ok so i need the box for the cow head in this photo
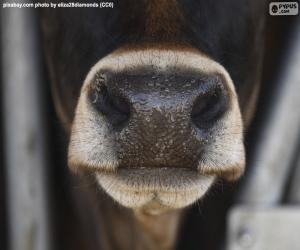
[41,0,266,215]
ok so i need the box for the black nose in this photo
[90,70,229,168]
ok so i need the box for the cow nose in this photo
[91,72,228,130]
[89,71,229,167]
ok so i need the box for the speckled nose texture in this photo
[90,68,229,169]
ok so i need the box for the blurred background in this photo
[0,2,300,250]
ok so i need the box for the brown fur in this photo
[40,0,266,249]
[70,174,182,250]
[144,0,184,40]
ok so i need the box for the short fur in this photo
[40,0,267,249]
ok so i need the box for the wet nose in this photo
[89,70,229,168]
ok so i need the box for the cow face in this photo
[41,0,266,214]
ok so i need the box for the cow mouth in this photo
[104,167,210,191]
[96,167,215,212]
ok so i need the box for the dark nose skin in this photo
[90,68,229,169]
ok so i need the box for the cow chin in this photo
[68,48,246,213]
[96,168,215,213]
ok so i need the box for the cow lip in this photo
[96,167,213,192]
[118,166,197,171]
[95,167,215,209]
[96,168,216,210]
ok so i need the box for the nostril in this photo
[90,84,130,129]
[191,82,228,129]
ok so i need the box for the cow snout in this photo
[68,49,245,209]
[88,70,230,169]
[69,50,245,185]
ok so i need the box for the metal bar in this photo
[287,143,300,203]
[237,22,300,205]
[227,206,300,250]
[1,5,50,250]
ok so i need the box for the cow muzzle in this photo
[68,48,245,212]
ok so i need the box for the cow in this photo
[40,0,267,249]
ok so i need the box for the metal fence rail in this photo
[227,18,300,250]
[1,5,50,250]
[287,141,300,204]
[236,20,300,206]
